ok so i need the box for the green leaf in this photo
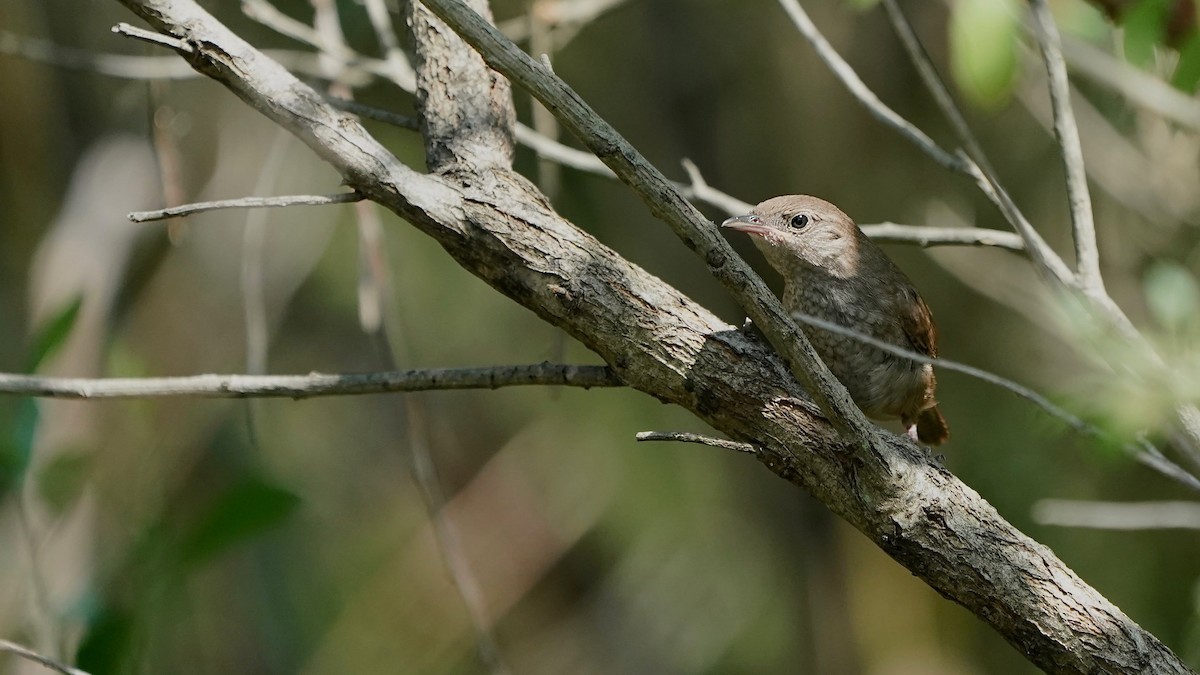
[1144,261,1200,331]
[1122,0,1169,68]
[181,476,301,565]
[38,451,92,516]
[1172,32,1200,92]
[75,608,135,675]
[842,0,880,10]
[26,295,83,373]
[949,0,1019,109]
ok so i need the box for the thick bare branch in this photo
[414,0,875,444]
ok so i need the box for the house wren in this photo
[722,195,949,445]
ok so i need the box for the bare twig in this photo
[0,364,622,399]
[775,0,967,175]
[128,192,363,222]
[111,22,192,52]
[878,0,1073,284]
[635,431,756,454]
[859,222,1026,252]
[1033,500,1200,530]
[1029,0,1102,291]
[0,639,90,675]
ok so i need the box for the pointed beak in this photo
[721,214,771,237]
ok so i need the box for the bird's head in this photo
[721,195,862,278]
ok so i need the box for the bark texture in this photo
[114,0,1195,672]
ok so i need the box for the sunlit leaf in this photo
[181,476,301,565]
[1122,0,1168,67]
[949,0,1019,109]
[26,295,83,373]
[1144,260,1200,331]
[1172,32,1200,92]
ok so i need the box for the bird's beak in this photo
[721,214,771,237]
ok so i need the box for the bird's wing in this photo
[897,285,938,358]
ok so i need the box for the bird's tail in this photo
[916,406,949,445]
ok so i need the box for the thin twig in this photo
[0,364,622,399]
[128,192,363,222]
[775,0,967,175]
[1029,0,1102,291]
[0,639,90,675]
[111,22,193,52]
[328,97,420,129]
[878,0,1072,283]
[859,223,1025,252]
[635,431,756,454]
[1032,500,1200,530]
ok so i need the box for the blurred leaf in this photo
[1144,261,1200,331]
[38,451,92,516]
[75,607,135,675]
[842,0,880,10]
[181,476,301,565]
[0,398,40,498]
[1172,32,1200,92]
[1122,0,1169,67]
[949,0,1019,109]
[26,295,83,373]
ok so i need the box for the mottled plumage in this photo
[722,195,949,445]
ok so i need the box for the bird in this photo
[722,195,949,445]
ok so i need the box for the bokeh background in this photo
[2,0,1200,672]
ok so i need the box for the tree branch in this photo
[128,191,363,222]
[414,0,876,444]
[635,431,756,454]
[1029,0,1103,292]
[0,639,90,675]
[0,364,621,399]
[109,0,1195,671]
[1033,500,1200,531]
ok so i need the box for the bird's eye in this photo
[789,213,810,229]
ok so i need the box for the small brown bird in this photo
[722,195,949,445]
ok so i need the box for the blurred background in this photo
[1,0,1199,672]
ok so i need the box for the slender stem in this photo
[129,192,363,222]
[0,639,90,675]
[775,0,967,175]
[1029,0,1102,291]
[0,364,623,399]
[636,431,756,454]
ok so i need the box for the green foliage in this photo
[180,476,302,566]
[37,451,92,516]
[1122,0,1170,68]
[75,608,136,675]
[1172,33,1200,92]
[0,296,83,499]
[1144,261,1200,332]
[949,0,1019,109]
[26,295,83,373]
